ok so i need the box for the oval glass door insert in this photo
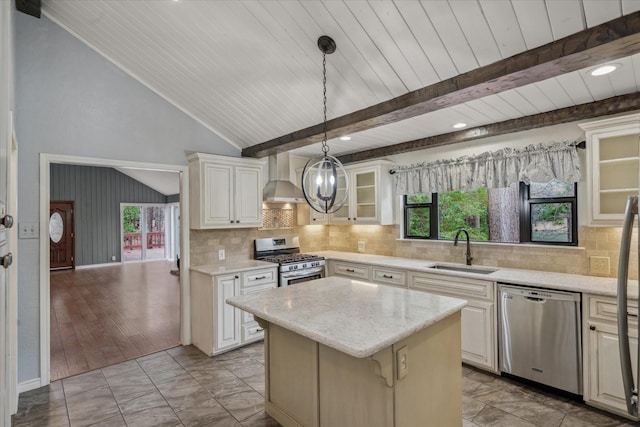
[49,212,64,243]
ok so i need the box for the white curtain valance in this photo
[393,141,581,195]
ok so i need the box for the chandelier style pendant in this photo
[302,36,349,214]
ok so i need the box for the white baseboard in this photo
[76,259,174,270]
[75,262,122,270]
[17,378,42,394]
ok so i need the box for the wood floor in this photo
[50,261,180,381]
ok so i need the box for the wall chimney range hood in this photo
[263,153,305,203]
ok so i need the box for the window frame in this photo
[403,182,578,246]
[519,182,578,246]
[403,194,438,240]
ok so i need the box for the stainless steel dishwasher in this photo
[498,283,582,395]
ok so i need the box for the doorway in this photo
[39,154,190,387]
[121,204,176,263]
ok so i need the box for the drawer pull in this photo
[256,328,264,332]
[590,325,596,331]
[382,274,393,279]
[254,276,267,280]
[628,312,638,318]
[346,268,355,273]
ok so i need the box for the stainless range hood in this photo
[263,153,305,203]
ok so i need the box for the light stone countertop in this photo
[190,259,276,276]
[226,276,467,359]
[312,251,638,299]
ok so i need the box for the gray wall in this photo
[51,164,168,266]
[15,13,240,383]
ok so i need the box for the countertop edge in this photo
[228,298,466,358]
[314,251,634,299]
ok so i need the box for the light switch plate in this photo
[396,346,408,380]
[19,222,39,239]
[358,241,365,253]
[218,249,225,260]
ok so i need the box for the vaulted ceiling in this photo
[41,0,640,162]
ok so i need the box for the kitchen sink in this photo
[427,264,497,275]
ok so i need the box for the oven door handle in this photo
[281,267,325,278]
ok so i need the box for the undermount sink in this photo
[427,264,497,275]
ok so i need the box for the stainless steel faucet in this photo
[454,228,473,266]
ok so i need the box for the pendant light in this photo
[302,36,349,214]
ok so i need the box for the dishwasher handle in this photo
[524,296,546,303]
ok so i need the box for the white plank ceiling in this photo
[40,0,640,159]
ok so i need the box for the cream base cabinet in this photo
[584,294,639,420]
[408,272,497,372]
[328,260,371,281]
[216,274,241,351]
[189,153,265,229]
[191,266,277,356]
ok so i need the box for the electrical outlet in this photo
[111,255,116,261]
[590,256,610,275]
[396,346,408,379]
[358,241,365,253]
[218,249,225,260]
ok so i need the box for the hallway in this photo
[50,261,180,381]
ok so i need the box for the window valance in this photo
[392,141,581,195]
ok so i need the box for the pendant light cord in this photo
[322,51,329,155]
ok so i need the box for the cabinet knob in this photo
[236,220,240,223]
[353,217,357,221]
[230,220,234,223]
[1,253,13,269]
[234,275,239,279]
[589,325,596,331]
[1,214,13,228]
[347,217,351,221]
[312,218,316,221]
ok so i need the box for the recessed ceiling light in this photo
[452,123,467,129]
[340,136,351,141]
[590,64,619,76]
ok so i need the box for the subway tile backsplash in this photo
[190,224,634,279]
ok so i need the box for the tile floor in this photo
[13,342,633,427]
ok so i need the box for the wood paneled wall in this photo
[50,164,167,266]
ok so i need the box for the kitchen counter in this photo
[227,276,466,427]
[189,259,274,276]
[312,251,636,299]
[226,276,466,358]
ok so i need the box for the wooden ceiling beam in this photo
[242,12,640,159]
[336,93,640,164]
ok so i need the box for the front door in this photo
[50,201,75,270]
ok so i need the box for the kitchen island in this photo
[227,277,467,427]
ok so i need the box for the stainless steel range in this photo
[254,236,325,286]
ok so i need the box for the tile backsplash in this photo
[190,224,636,279]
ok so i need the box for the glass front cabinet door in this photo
[581,114,640,226]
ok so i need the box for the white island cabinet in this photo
[190,262,277,355]
[228,277,466,427]
[188,153,265,229]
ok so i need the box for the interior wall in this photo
[50,164,168,266]
[14,13,238,383]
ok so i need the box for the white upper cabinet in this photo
[581,114,640,226]
[189,153,265,229]
[330,160,394,225]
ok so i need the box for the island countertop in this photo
[226,276,467,358]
